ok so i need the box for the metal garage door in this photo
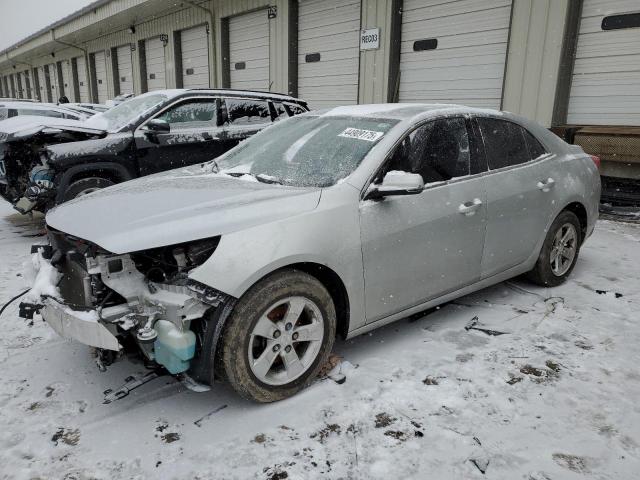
[398,0,512,108]
[145,37,166,91]
[61,60,72,100]
[48,64,60,102]
[16,73,24,98]
[116,45,134,95]
[93,51,108,103]
[297,0,360,109]
[75,56,90,102]
[567,0,640,126]
[10,75,17,97]
[22,71,31,98]
[38,66,47,101]
[228,9,270,91]
[181,25,210,88]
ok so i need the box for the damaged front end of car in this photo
[20,230,230,379]
[0,126,104,214]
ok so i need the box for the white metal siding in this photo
[298,0,360,109]
[145,37,167,91]
[93,51,108,103]
[48,64,60,102]
[75,56,90,102]
[398,0,512,108]
[61,61,72,100]
[567,0,640,126]
[181,25,210,88]
[117,45,134,95]
[229,9,270,91]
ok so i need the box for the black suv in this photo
[0,89,308,213]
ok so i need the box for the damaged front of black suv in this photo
[21,230,230,378]
[0,120,106,214]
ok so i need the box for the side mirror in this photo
[365,171,424,200]
[143,118,170,134]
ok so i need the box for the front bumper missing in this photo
[41,299,121,351]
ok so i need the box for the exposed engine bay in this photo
[20,230,228,379]
[0,128,103,213]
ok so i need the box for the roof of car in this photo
[314,103,507,121]
[184,88,306,102]
[0,101,71,111]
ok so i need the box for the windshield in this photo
[217,116,398,187]
[85,93,169,131]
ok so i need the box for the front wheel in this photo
[61,177,115,202]
[221,270,336,402]
[527,210,582,287]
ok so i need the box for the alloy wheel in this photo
[248,296,325,386]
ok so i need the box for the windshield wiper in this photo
[226,172,283,185]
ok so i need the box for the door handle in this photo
[458,198,483,216]
[537,177,555,192]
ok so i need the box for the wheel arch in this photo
[562,201,588,241]
[55,161,135,203]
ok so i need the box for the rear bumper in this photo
[41,299,121,351]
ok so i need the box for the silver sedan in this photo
[30,104,600,402]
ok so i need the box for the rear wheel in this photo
[221,270,336,403]
[62,177,115,202]
[527,210,582,287]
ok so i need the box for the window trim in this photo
[471,115,554,176]
[361,114,486,200]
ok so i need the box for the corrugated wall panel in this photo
[61,60,73,100]
[398,0,511,108]
[567,0,640,126]
[180,24,211,88]
[116,44,135,94]
[229,9,270,90]
[145,37,167,90]
[298,0,360,108]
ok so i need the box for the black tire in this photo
[221,270,336,403]
[526,210,582,287]
[61,177,115,202]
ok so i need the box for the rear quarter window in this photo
[523,130,548,159]
[477,118,531,170]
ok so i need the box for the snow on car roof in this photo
[317,103,505,121]
[185,89,305,102]
[0,101,72,111]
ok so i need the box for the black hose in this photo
[0,289,31,318]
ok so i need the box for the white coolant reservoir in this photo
[153,320,196,374]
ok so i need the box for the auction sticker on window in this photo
[338,128,384,142]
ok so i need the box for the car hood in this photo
[0,115,105,140]
[45,166,322,253]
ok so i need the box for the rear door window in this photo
[477,118,530,170]
[224,98,271,125]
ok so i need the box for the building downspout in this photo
[183,0,217,87]
[51,31,94,103]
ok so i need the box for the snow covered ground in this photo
[1,200,639,480]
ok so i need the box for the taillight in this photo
[590,155,601,169]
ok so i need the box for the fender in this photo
[55,162,136,204]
